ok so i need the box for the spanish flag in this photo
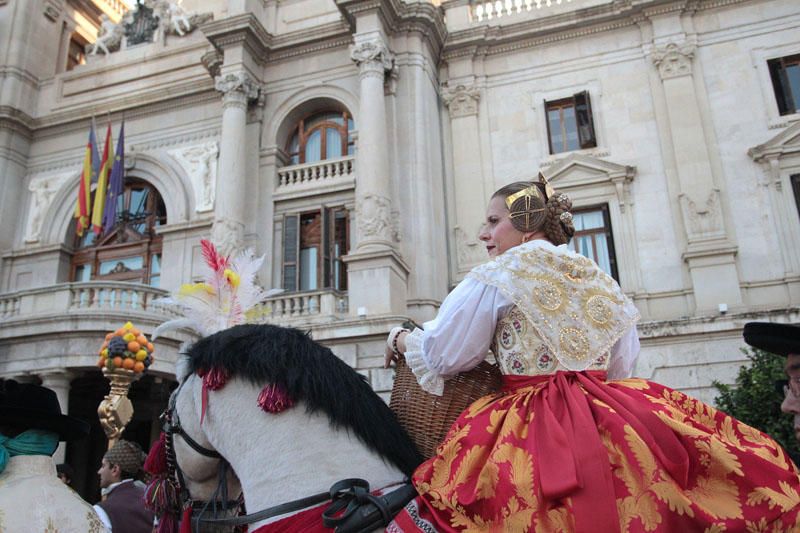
[73,126,97,237]
[91,124,113,235]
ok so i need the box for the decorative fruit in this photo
[123,332,136,342]
[136,335,147,345]
[97,357,105,368]
[134,362,145,373]
[101,348,108,357]
[146,342,154,352]
[106,357,116,370]
[135,350,147,361]
[112,356,123,368]
[123,321,134,331]
[122,358,135,370]
[105,333,114,341]
[127,341,141,353]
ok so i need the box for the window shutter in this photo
[282,214,300,292]
[322,208,332,288]
[574,91,597,149]
[768,58,792,115]
[544,99,555,154]
[600,204,619,281]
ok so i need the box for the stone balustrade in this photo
[276,156,355,194]
[248,289,348,325]
[0,282,178,322]
[471,0,572,22]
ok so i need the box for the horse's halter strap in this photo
[165,379,221,460]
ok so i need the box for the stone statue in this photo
[87,14,124,55]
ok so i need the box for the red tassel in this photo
[144,432,167,475]
[179,506,193,533]
[258,383,295,413]
[202,367,229,390]
[145,475,181,533]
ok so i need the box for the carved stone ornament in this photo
[357,194,395,242]
[679,190,725,241]
[652,42,695,80]
[25,172,71,243]
[350,39,394,77]
[455,225,487,271]
[442,84,481,119]
[215,72,261,106]
[211,217,245,257]
[168,142,218,213]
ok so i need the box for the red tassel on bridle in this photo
[144,432,168,476]
[198,367,229,425]
[258,383,295,413]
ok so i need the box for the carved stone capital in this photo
[652,42,695,80]
[215,72,261,109]
[350,39,394,80]
[442,83,481,118]
[679,190,725,242]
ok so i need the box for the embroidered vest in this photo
[491,306,611,376]
[470,241,639,373]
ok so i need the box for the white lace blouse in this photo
[404,241,641,396]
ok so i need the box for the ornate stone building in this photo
[1,0,799,498]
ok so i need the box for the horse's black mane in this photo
[186,324,423,476]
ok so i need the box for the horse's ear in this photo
[175,347,193,382]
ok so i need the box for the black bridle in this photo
[163,379,346,531]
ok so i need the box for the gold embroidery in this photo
[746,481,800,512]
[560,327,590,361]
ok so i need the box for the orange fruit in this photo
[105,333,114,341]
[131,328,141,336]
[136,334,147,345]
[115,328,126,336]
[97,357,105,368]
[134,362,145,373]
[146,342,154,352]
[128,341,141,352]
[112,356,123,368]
[122,358,135,370]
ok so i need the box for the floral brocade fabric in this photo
[390,373,800,533]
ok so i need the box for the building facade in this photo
[1,0,799,499]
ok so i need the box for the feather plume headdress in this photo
[152,239,281,339]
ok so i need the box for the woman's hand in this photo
[384,327,409,368]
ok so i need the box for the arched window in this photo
[286,111,354,165]
[71,179,166,287]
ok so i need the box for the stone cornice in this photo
[0,106,34,139]
[200,13,273,62]
[335,0,447,58]
[441,0,750,61]
[268,21,353,62]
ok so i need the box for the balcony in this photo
[248,289,349,326]
[274,156,356,200]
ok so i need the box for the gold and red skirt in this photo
[388,371,800,532]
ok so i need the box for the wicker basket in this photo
[389,356,503,459]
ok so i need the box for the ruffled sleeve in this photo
[404,276,512,396]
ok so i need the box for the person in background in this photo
[0,379,107,532]
[94,439,155,533]
[57,462,76,486]
[744,321,800,460]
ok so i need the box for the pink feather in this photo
[200,239,228,271]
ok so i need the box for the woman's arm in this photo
[385,277,511,395]
[606,325,641,380]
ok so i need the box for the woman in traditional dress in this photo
[385,178,800,532]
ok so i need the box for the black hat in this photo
[743,322,800,357]
[0,380,90,442]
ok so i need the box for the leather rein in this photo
[163,379,337,530]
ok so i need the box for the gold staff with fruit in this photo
[96,321,155,449]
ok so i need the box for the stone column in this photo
[39,371,74,463]
[651,40,742,311]
[212,71,260,256]
[343,33,409,316]
[442,81,487,277]
[350,34,396,252]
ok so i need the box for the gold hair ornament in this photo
[539,172,556,200]
[505,185,545,229]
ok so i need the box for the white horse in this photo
[168,324,421,531]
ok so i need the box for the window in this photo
[71,179,166,287]
[545,91,597,154]
[768,55,800,116]
[67,33,88,71]
[567,205,618,280]
[286,111,355,165]
[282,207,349,292]
[793,175,800,220]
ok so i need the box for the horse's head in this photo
[170,375,242,511]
